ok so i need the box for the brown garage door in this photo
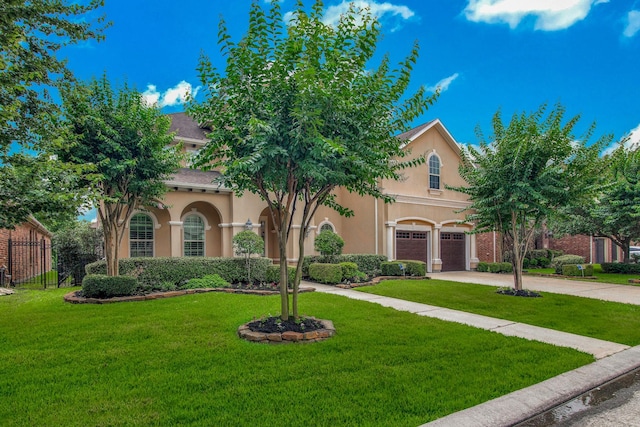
[396,231,428,264]
[441,232,466,271]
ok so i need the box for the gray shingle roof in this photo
[397,120,437,141]
[168,112,208,141]
[165,168,222,187]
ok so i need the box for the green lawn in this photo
[0,288,592,427]
[527,266,640,286]
[357,279,640,346]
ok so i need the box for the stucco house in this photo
[116,112,479,272]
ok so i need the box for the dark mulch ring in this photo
[247,316,325,333]
[496,287,542,298]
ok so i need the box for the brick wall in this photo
[0,218,52,285]
[548,234,592,262]
[476,231,503,263]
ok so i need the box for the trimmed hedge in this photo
[265,265,296,286]
[562,264,594,277]
[551,255,584,274]
[339,262,359,280]
[396,260,426,276]
[302,254,387,277]
[308,263,343,284]
[601,263,640,274]
[488,262,512,273]
[82,274,138,298]
[381,261,405,276]
[476,262,489,272]
[184,274,230,289]
[86,257,272,287]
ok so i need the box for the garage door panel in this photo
[396,231,428,264]
[441,232,465,271]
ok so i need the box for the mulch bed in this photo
[247,316,325,334]
[496,288,542,298]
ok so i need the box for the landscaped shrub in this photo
[601,263,640,274]
[265,265,296,286]
[487,262,512,273]
[82,274,138,298]
[308,263,343,284]
[527,249,550,261]
[476,262,489,272]
[523,258,530,269]
[339,262,359,280]
[396,260,426,276]
[302,254,387,277]
[380,261,405,276]
[551,255,584,274]
[314,230,344,262]
[183,274,230,289]
[536,257,551,268]
[86,257,272,289]
[562,264,594,277]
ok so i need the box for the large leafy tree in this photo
[553,140,640,262]
[189,0,435,320]
[58,76,182,276]
[0,0,107,228]
[450,104,607,290]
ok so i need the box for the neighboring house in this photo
[476,231,622,264]
[116,112,479,272]
[0,216,53,286]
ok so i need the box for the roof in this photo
[397,120,437,142]
[165,168,227,192]
[398,119,462,156]
[168,112,208,141]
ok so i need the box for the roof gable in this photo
[399,119,461,157]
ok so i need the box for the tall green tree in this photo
[553,140,640,262]
[450,104,607,290]
[189,0,435,320]
[58,76,182,276]
[0,0,107,227]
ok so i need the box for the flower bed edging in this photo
[63,286,315,304]
[238,318,336,344]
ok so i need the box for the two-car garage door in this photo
[396,231,466,271]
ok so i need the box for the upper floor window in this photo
[320,223,335,233]
[429,155,441,190]
[130,213,154,257]
[183,215,205,257]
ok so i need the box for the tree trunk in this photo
[278,215,290,321]
[292,224,308,320]
[104,225,119,276]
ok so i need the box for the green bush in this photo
[380,261,406,276]
[308,263,343,284]
[476,262,489,272]
[314,230,345,258]
[523,258,530,269]
[551,255,584,274]
[396,260,426,276]
[339,262,359,280]
[528,258,538,268]
[183,274,230,289]
[82,274,138,298]
[536,257,551,268]
[302,254,387,277]
[487,262,512,273]
[527,249,550,260]
[562,264,594,277]
[601,263,640,274]
[265,265,296,286]
[86,257,272,289]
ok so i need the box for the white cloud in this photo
[624,10,640,38]
[322,1,415,29]
[142,81,200,108]
[463,0,609,31]
[426,73,460,94]
[602,123,640,156]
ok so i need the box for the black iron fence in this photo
[1,238,101,289]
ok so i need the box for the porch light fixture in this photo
[245,219,253,230]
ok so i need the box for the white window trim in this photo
[181,210,210,257]
[317,218,336,234]
[129,213,155,257]
[427,152,442,192]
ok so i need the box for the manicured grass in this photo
[0,288,592,426]
[357,279,640,346]
[527,266,640,286]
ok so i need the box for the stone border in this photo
[238,318,336,344]
[64,286,315,304]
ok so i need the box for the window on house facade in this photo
[320,223,335,233]
[429,155,441,190]
[183,215,205,257]
[130,213,154,257]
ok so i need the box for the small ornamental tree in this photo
[314,230,344,262]
[232,230,265,283]
[58,75,182,276]
[450,103,606,291]
[189,0,436,320]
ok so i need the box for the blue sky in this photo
[64,0,639,149]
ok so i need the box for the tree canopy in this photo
[450,103,607,290]
[58,75,182,276]
[0,0,107,228]
[189,0,436,319]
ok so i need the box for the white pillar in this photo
[168,221,183,257]
[432,225,442,271]
[385,221,396,260]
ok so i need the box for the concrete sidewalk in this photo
[302,273,640,426]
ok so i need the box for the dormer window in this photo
[429,154,441,190]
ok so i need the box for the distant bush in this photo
[562,264,594,277]
[265,265,296,286]
[601,263,640,274]
[396,260,426,277]
[302,254,387,277]
[82,274,138,298]
[485,262,512,273]
[339,262,359,280]
[184,274,230,289]
[551,255,584,274]
[308,263,343,284]
[476,262,489,272]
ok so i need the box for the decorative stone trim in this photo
[63,287,315,304]
[238,318,336,344]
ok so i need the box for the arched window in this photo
[130,213,154,257]
[183,215,205,257]
[429,155,441,190]
[320,223,335,233]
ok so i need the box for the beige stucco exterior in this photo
[118,114,478,272]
